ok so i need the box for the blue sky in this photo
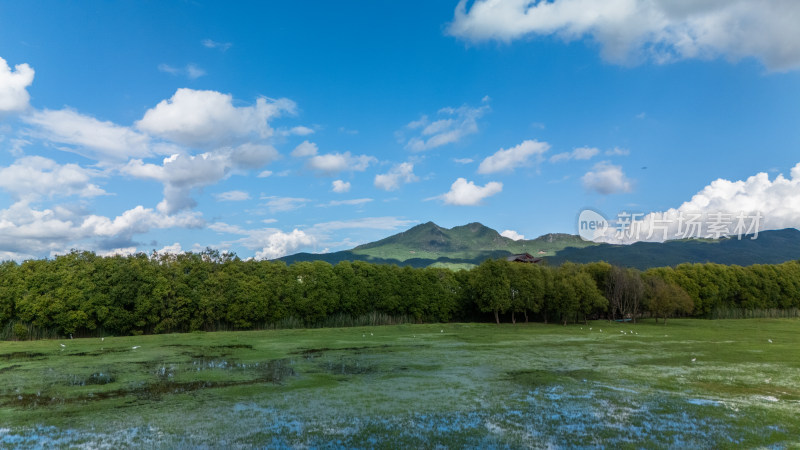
[1,0,800,260]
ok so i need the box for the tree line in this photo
[1,250,799,339]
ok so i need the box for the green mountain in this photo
[548,228,800,270]
[277,222,800,270]
[278,221,595,268]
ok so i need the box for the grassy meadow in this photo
[1,319,799,447]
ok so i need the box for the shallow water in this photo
[2,323,799,447]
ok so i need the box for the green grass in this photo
[1,319,799,447]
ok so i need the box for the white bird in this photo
[691,358,696,362]
[132,346,140,350]
[101,337,104,342]
[599,329,602,332]
[440,329,444,333]
[589,328,592,331]
[370,332,373,336]
[768,339,773,343]
[59,344,66,348]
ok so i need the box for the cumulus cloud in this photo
[0,202,203,260]
[156,242,185,254]
[307,152,376,175]
[291,140,318,157]
[253,229,316,260]
[448,0,800,71]
[214,190,251,202]
[436,177,503,206]
[0,57,34,115]
[124,144,278,214]
[332,179,351,193]
[582,161,633,194]
[211,216,417,260]
[278,126,314,137]
[478,139,550,174]
[374,162,418,191]
[594,162,800,244]
[136,88,296,148]
[501,229,525,240]
[0,156,107,201]
[400,102,490,151]
[24,108,154,161]
[549,146,599,163]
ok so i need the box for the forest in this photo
[2,250,800,339]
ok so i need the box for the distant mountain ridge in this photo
[277,222,800,270]
[279,221,594,268]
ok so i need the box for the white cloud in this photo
[211,216,416,260]
[157,64,180,75]
[157,242,185,254]
[374,162,419,191]
[448,0,800,71]
[332,179,351,193]
[549,146,600,163]
[95,247,138,257]
[319,198,373,207]
[261,196,310,213]
[124,144,278,214]
[605,147,630,156]
[401,102,490,151]
[254,229,316,260]
[0,57,34,115]
[307,152,376,175]
[158,63,206,79]
[227,143,280,168]
[186,64,206,79]
[582,161,633,194]
[291,140,318,157]
[0,156,107,201]
[202,39,232,51]
[501,229,525,240]
[278,126,314,136]
[478,139,550,173]
[454,158,474,164]
[436,177,503,206]
[0,202,203,260]
[595,162,800,243]
[24,108,154,161]
[136,88,296,148]
[257,170,273,178]
[215,190,251,202]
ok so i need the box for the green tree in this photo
[472,259,511,324]
[644,276,694,324]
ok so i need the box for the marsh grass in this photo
[1,319,799,447]
[710,306,800,319]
